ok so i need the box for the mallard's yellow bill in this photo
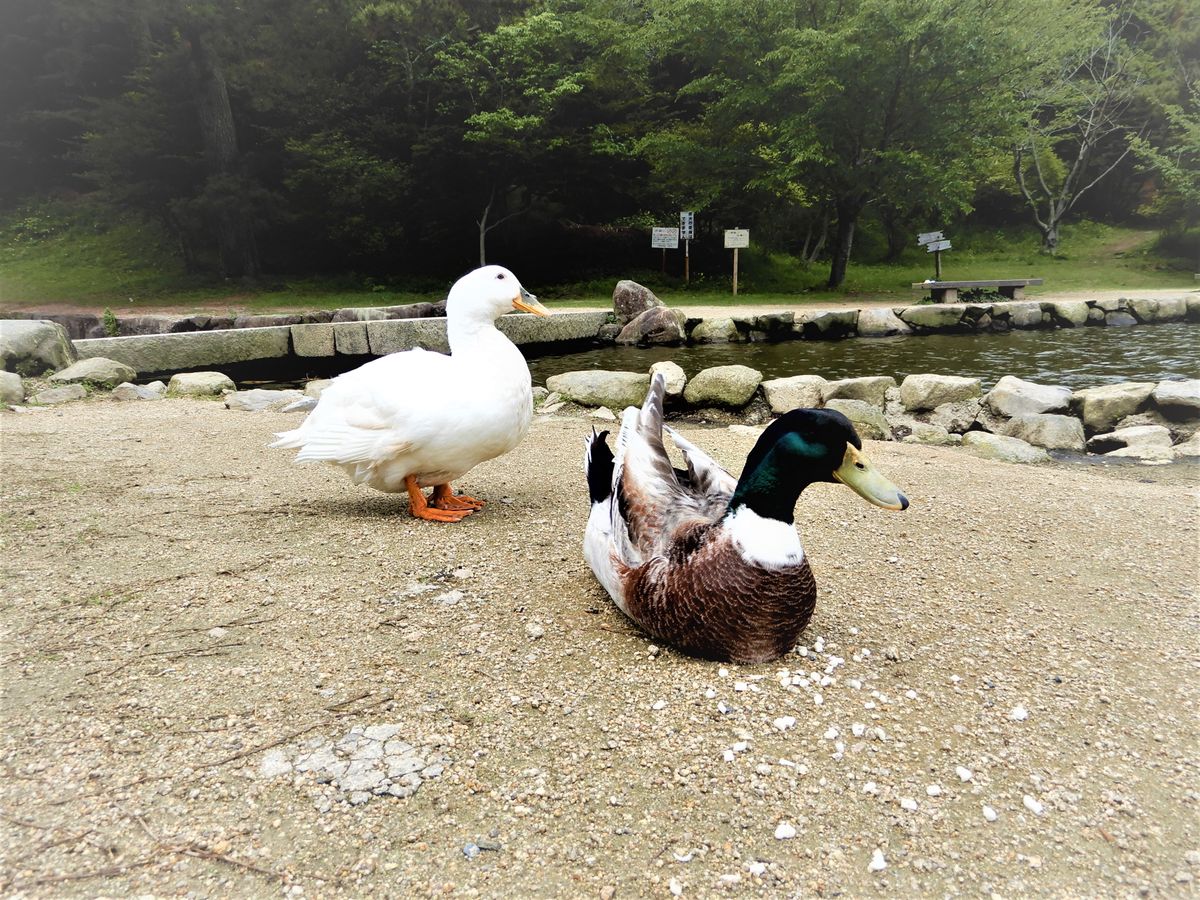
[832,445,909,511]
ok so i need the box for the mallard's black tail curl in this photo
[585,428,614,504]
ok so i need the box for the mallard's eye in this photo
[855,462,865,470]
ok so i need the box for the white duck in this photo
[271,265,549,522]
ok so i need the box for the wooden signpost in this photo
[724,228,749,295]
[917,230,951,279]
[680,211,695,284]
[652,227,679,273]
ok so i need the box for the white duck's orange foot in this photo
[406,477,473,523]
[431,484,486,511]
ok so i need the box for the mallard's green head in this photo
[728,408,909,523]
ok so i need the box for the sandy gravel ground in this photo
[1,397,1198,898]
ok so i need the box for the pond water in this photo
[526,321,1198,390]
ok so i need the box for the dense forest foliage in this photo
[1,0,1195,287]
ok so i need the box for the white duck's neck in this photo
[448,312,505,355]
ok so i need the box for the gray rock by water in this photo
[898,306,965,331]
[760,375,828,414]
[0,320,77,376]
[168,371,236,396]
[1071,382,1154,433]
[612,281,663,325]
[545,370,650,410]
[1087,424,1173,455]
[1150,379,1200,418]
[926,399,986,434]
[689,317,741,344]
[856,308,912,337]
[649,361,687,399]
[900,423,960,445]
[1049,301,1090,326]
[961,431,1050,463]
[1171,432,1200,457]
[821,376,896,408]
[112,382,165,401]
[822,399,893,441]
[983,375,1072,418]
[899,374,981,412]
[1001,413,1086,451]
[683,365,763,408]
[615,306,686,345]
[49,356,137,388]
[0,371,24,404]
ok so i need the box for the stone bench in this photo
[911,279,1044,303]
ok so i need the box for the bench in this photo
[910,278,1044,303]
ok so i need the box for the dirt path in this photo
[1,398,1198,897]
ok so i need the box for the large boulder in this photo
[961,431,1050,464]
[822,399,893,441]
[1071,382,1155,433]
[49,356,137,389]
[615,307,686,345]
[1001,413,1086,451]
[168,371,236,396]
[649,361,687,399]
[0,319,77,376]
[612,281,663,325]
[545,370,650,409]
[898,306,966,331]
[1150,379,1200,419]
[1172,432,1200,457]
[0,371,24,404]
[760,375,828,414]
[1048,301,1090,326]
[1087,424,1173,455]
[796,310,856,339]
[899,374,981,412]
[1008,303,1045,329]
[821,376,896,408]
[983,375,1072,418]
[856,308,911,337]
[683,365,763,408]
[689,317,741,343]
[926,399,986,434]
[1113,410,1198,443]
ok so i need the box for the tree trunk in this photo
[826,200,859,288]
[185,25,260,278]
[477,193,491,266]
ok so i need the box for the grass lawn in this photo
[1,205,1193,315]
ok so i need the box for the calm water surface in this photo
[526,322,1198,390]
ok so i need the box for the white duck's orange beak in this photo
[513,288,550,316]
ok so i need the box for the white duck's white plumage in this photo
[271,265,548,520]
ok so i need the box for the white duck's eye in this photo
[496,273,506,280]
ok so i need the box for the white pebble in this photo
[848,678,862,690]
[851,722,866,737]
[823,727,839,740]
[773,716,796,732]
[926,784,942,797]
[982,804,998,822]
[956,766,974,782]
[734,681,748,692]
[717,701,729,714]
[704,688,716,699]
[905,689,918,700]
[651,700,667,711]
[1023,794,1045,816]
[669,876,683,896]
[862,781,878,795]
[1010,705,1029,721]
[812,693,823,706]
[774,821,797,840]
[746,861,767,876]
[718,667,730,678]
[722,749,735,762]
[900,797,918,811]
[524,623,544,639]
[868,848,887,872]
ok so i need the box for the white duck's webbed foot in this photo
[431,483,486,512]
[405,477,473,522]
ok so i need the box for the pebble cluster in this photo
[259,724,450,808]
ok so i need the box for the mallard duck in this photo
[583,373,908,663]
[271,265,548,522]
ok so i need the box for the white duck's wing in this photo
[270,349,453,465]
[611,374,723,560]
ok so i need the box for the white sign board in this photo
[724,228,749,249]
[651,227,679,249]
[680,211,695,239]
[924,239,952,253]
[917,230,944,245]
